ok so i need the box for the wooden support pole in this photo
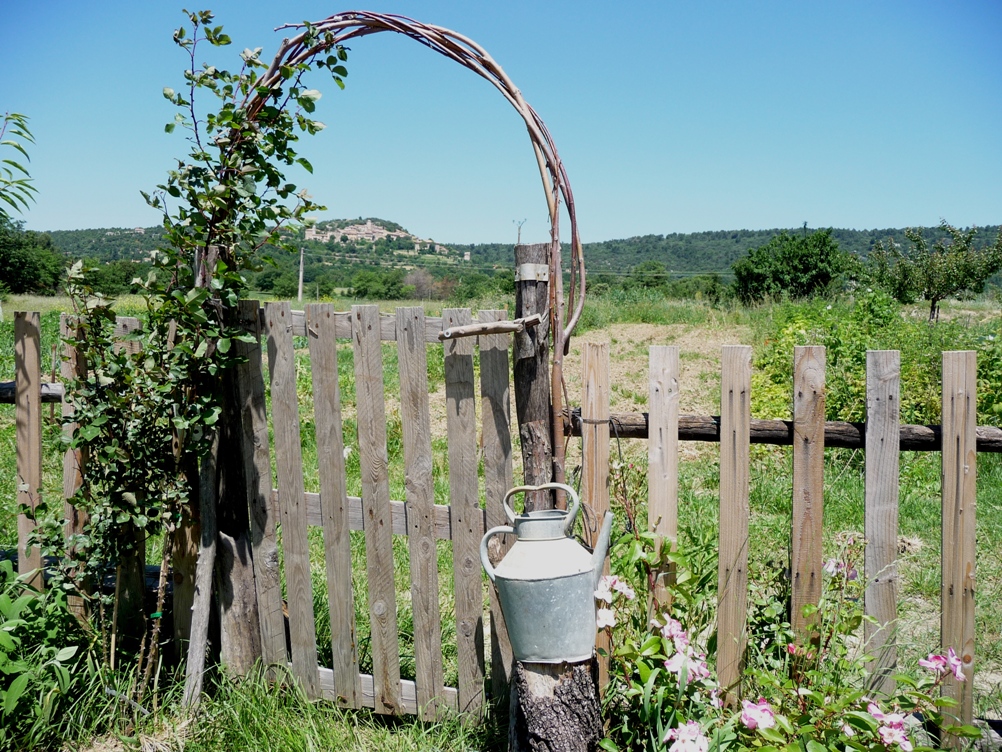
[791,346,825,638]
[717,346,751,704]
[513,243,552,512]
[864,351,900,694]
[648,346,679,606]
[15,312,42,590]
[941,351,976,739]
[582,342,610,690]
[60,314,88,619]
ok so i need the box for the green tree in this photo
[731,228,855,303]
[0,112,36,222]
[868,221,1002,320]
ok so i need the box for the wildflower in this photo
[596,608,616,629]
[741,698,776,730]
[878,723,913,752]
[823,559,838,575]
[343,445,353,460]
[664,721,708,752]
[841,723,855,738]
[707,687,722,709]
[594,578,614,604]
[918,653,948,674]
[612,578,636,600]
[946,647,965,681]
[659,616,689,650]
[786,643,797,655]
[665,647,710,683]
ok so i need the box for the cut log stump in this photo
[509,659,603,752]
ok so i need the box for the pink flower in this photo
[659,616,690,650]
[741,698,776,730]
[596,608,616,629]
[612,578,636,600]
[919,653,948,674]
[947,647,965,681]
[841,723,855,738]
[823,559,838,575]
[786,643,797,655]
[594,577,614,604]
[868,702,887,722]
[664,721,709,752]
[878,723,913,751]
[665,647,711,683]
[708,687,722,709]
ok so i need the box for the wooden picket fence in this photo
[5,310,1000,727]
[572,342,997,728]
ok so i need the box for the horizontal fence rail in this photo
[564,409,1002,452]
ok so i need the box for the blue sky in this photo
[2,1,1000,244]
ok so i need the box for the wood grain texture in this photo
[941,351,976,732]
[266,305,497,344]
[60,314,88,619]
[240,301,287,668]
[443,308,486,717]
[307,303,360,708]
[396,307,444,719]
[477,310,515,705]
[864,351,900,694]
[266,302,320,697]
[15,312,42,589]
[648,346,679,605]
[352,304,401,715]
[792,346,825,637]
[717,346,751,704]
[582,342,611,689]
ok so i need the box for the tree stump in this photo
[509,659,603,752]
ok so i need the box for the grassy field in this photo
[1,290,1001,749]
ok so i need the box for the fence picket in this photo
[396,307,444,719]
[443,308,485,717]
[648,346,679,605]
[15,312,42,589]
[864,351,900,693]
[307,303,360,708]
[60,314,88,618]
[941,351,976,732]
[718,345,751,703]
[478,310,515,704]
[792,346,825,636]
[582,342,611,689]
[266,302,320,697]
[353,304,402,714]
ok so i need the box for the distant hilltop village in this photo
[305,218,467,258]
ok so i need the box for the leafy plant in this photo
[868,222,1002,321]
[731,228,858,304]
[0,112,36,222]
[0,559,88,751]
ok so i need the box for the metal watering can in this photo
[480,483,614,663]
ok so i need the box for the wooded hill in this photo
[44,221,1001,277]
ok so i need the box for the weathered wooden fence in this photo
[571,342,994,727]
[5,312,999,727]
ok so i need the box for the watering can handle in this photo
[502,483,580,534]
[480,525,515,583]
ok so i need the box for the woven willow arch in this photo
[250,11,585,483]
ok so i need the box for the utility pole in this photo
[514,219,527,245]
[297,246,305,303]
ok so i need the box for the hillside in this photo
[44,221,1001,278]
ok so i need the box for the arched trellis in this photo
[251,11,585,488]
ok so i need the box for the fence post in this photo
[648,346,679,606]
[864,350,900,693]
[15,312,42,590]
[60,313,88,617]
[941,351,976,736]
[443,308,486,718]
[397,307,445,719]
[582,341,611,689]
[791,346,825,637]
[479,309,515,709]
[718,345,751,704]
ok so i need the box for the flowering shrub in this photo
[599,527,982,752]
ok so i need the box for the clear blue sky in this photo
[2,1,1000,245]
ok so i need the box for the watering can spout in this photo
[592,511,614,588]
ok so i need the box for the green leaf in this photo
[3,673,29,715]
[54,646,77,663]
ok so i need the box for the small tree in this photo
[731,228,855,303]
[868,221,1002,320]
